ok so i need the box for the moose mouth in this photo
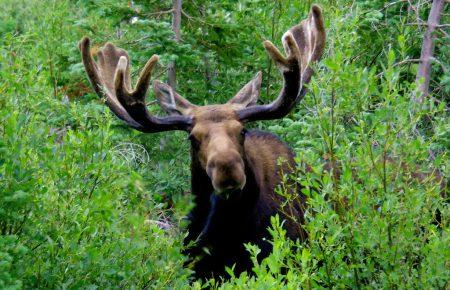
[207,163,246,196]
[215,190,239,200]
[213,184,245,200]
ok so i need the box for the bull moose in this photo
[79,5,326,280]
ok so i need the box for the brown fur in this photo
[175,105,307,279]
[244,130,306,238]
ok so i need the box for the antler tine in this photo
[237,5,326,122]
[293,5,325,85]
[79,37,192,132]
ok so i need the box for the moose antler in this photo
[79,37,192,132]
[237,5,325,122]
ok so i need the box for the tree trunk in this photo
[414,0,445,103]
[168,0,182,90]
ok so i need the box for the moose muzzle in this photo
[206,151,246,195]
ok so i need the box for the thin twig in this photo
[144,9,174,17]
[393,58,421,67]
[123,35,156,45]
[181,9,211,26]
[406,22,450,28]
[381,0,408,12]
[376,56,447,78]
[154,67,169,79]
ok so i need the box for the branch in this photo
[395,57,446,71]
[181,9,195,21]
[181,9,212,26]
[144,9,174,17]
[376,57,446,78]
[123,35,156,45]
[393,58,421,67]
[406,22,450,28]
[381,0,408,11]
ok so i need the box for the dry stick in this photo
[181,9,211,26]
[168,0,182,90]
[402,57,447,72]
[407,22,450,27]
[376,57,447,78]
[414,0,446,103]
[381,0,408,11]
[144,9,173,17]
[406,21,449,37]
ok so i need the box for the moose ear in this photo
[227,71,262,108]
[153,81,196,116]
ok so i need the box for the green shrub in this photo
[0,0,447,288]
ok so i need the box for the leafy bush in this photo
[0,0,447,288]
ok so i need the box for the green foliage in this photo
[0,0,448,288]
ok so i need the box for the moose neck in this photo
[189,143,260,243]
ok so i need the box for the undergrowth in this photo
[0,0,448,288]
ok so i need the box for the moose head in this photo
[79,5,325,197]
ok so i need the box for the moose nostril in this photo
[218,158,239,171]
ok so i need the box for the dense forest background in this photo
[0,0,448,288]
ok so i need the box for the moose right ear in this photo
[153,81,196,116]
[227,71,262,108]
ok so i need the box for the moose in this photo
[79,5,325,280]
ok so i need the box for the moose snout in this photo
[206,152,246,194]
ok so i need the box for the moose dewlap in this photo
[79,5,325,280]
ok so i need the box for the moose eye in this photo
[241,128,248,137]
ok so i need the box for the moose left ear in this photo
[227,71,262,108]
[153,80,196,116]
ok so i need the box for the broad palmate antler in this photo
[79,38,192,132]
[236,5,325,122]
